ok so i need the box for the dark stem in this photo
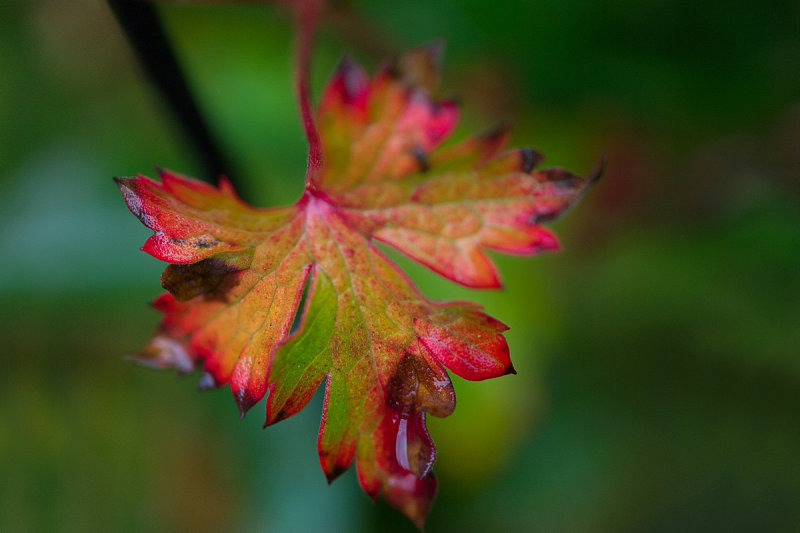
[291,0,325,190]
[107,0,242,193]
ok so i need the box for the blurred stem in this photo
[107,0,243,194]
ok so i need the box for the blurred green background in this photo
[2,0,799,531]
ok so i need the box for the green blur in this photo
[1,0,799,531]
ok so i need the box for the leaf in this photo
[116,45,600,527]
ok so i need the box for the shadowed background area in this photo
[2,0,799,531]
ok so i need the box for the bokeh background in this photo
[2,0,799,531]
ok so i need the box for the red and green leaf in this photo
[117,46,599,527]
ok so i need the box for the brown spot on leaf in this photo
[161,253,252,302]
[386,354,454,418]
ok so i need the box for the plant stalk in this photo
[107,0,241,192]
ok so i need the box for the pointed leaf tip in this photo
[264,407,288,428]
[325,463,348,485]
[521,146,545,173]
[113,176,134,194]
[481,123,511,143]
[415,38,445,76]
[328,55,369,105]
[589,155,607,185]
[126,336,194,374]
[395,41,446,94]
[337,55,363,80]
[235,389,259,420]
[197,372,217,391]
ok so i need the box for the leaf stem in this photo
[290,0,326,190]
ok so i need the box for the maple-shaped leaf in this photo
[116,46,599,527]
